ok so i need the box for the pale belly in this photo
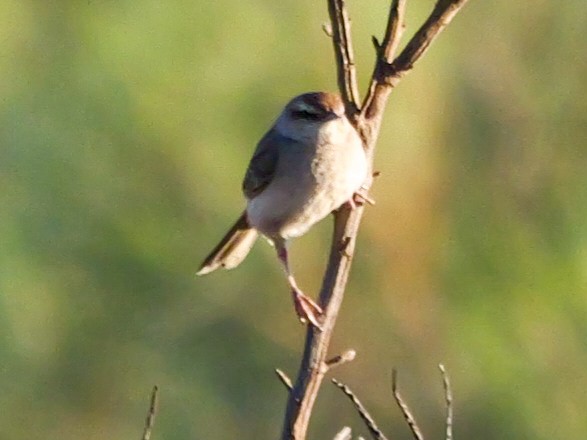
[247,140,368,240]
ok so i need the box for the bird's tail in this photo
[196,211,259,276]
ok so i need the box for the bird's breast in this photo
[247,124,367,240]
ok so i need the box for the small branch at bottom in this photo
[391,369,424,440]
[332,379,389,440]
[439,364,453,440]
[141,385,159,440]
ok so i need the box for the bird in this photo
[197,92,368,329]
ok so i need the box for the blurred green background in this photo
[1,0,586,439]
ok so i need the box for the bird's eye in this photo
[291,109,321,121]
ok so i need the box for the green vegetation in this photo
[1,1,586,438]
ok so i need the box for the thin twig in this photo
[439,364,453,440]
[327,0,361,116]
[276,368,294,391]
[363,0,407,116]
[394,0,470,76]
[391,370,424,440]
[381,0,407,61]
[332,379,390,440]
[363,0,470,120]
[141,385,159,440]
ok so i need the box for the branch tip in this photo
[327,0,360,108]
[362,0,469,118]
[141,385,159,440]
[275,368,293,391]
[438,364,453,440]
[391,368,398,392]
[391,371,424,440]
[332,379,390,440]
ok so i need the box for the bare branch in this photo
[363,0,406,115]
[439,364,453,440]
[327,0,361,116]
[394,0,469,76]
[281,208,365,439]
[332,379,390,440]
[276,368,294,391]
[391,370,424,440]
[281,1,468,438]
[141,385,159,440]
[380,0,407,62]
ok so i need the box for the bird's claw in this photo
[292,288,324,331]
[346,189,375,210]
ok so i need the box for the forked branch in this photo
[363,0,470,120]
[281,1,469,439]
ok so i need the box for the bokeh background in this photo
[1,0,586,439]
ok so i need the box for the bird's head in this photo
[275,92,348,142]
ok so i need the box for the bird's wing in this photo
[242,128,282,199]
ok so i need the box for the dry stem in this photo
[392,370,425,440]
[332,379,390,440]
[439,364,454,440]
[141,386,159,440]
[281,1,469,438]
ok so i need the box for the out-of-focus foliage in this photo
[1,0,586,438]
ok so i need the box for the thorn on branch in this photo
[141,385,159,440]
[371,36,381,51]
[276,368,293,391]
[323,22,334,37]
[439,364,453,440]
[391,369,424,440]
[332,379,390,440]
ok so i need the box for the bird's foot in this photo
[292,288,323,330]
[346,188,375,210]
